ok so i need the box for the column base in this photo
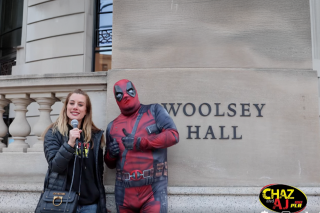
[3,137,30,153]
[0,141,6,152]
[2,147,27,153]
[28,138,44,152]
[27,147,44,152]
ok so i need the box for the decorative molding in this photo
[0,71,108,94]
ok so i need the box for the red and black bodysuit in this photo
[104,79,179,213]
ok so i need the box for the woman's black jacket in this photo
[43,127,107,213]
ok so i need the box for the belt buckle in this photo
[142,169,153,178]
[123,172,131,181]
[126,170,143,181]
[124,169,154,181]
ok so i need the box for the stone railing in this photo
[0,72,108,153]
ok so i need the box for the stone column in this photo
[2,94,33,153]
[28,93,57,152]
[0,95,10,151]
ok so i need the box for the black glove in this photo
[122,128,136,150]
[108,138,120,158]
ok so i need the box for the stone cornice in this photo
[0,72,108,94]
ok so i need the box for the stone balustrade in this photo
[0,72,108,153]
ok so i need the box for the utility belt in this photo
[116,162,168,188]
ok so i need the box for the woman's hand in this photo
[68,128,82,148]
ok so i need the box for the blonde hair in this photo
[43,89,105,147]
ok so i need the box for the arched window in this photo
[93,0,113,71]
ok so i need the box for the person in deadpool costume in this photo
[104,79,179,213]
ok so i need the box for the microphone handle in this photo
[75,138,80,152]
[75,138,83,156]
[75,131,83,155]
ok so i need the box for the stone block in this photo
[27,0,84,24]
[106,68,320,187]
[113,0,312,69]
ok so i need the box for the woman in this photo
[43,89,107,213]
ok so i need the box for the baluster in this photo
[28,93,57,152]
[55,92,69,104]
[0,95,10,151]
[2,94,33,153]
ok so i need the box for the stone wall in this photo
[1,0,320,212]
[13,0,93,75]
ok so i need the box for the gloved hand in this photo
[122,128,138,150]
[108,138,120,158]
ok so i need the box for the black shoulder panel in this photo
[153,104,177,131]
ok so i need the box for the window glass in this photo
[100,0,113,12]
[94,0,113,72]
[95,48,112,71]
[99,13,113,28]
[0,0,23,75]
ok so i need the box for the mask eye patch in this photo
[126,82,136,97]
[114,85,123,101]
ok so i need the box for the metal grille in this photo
[98,29,112,46]
[0,59,15,75]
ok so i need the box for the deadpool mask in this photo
[114,79,140,116]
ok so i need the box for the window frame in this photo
[92,0,113,72]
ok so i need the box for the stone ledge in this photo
[1,183,320,195]
[168,186,320,196]
[1,184,319,212]
[0,183,42,192]
[111,67,315,72]
[0,71,108,80]
[0,71,108,94]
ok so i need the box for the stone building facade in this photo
[0,0,320,212]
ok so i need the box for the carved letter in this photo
[161,103,182,116]
[219,126,229,139]
[187,126,201,139]
[183,103,196,116]
[240,103,251,117]
[203,126,216,139]
[227,103,236,117]
[253,104,265,117]
[199,103,211,116]
[232,126,242,139]
[214,103,225,116]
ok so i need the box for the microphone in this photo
[71,119,78,129]
[71,119,80,151]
